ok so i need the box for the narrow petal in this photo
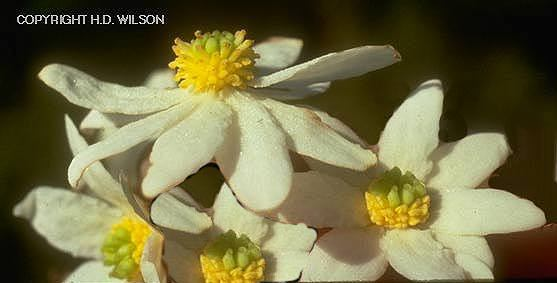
[261,222,317,281]
[254,37,303,74]
[454,254,494,280]
[151,190,212,234]
[251,45,400,88]
[65,115,131,210]
[381,229,467,280]
[80,110,144,135]
[301,228,388,282]
[143,68,177,89]
[215,93,292,211]
[309,107,368,147]
[248,81,330,100]
[39,64,187,114]
[378,80,443,179]
[430,189,546,235]
[427,133,511,192]
[63,260,123,283]
[261,98,376,170]
[142,101,232,198]
[68,101,198,188]
[140,231,167,283]
[211,183,269,244]
[271,171,369,228]
[434,232,494,268]
[13,187,121,258]
[303,156,376,187]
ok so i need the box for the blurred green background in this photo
[3,1,557,281]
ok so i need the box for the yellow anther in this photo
[169,29,259,95]
[200,255,265,283]
[365,193,430,229]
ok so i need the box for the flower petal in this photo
[251,45,400,88]
[13,187,121,258]
[163,238,204,283]
[142,100,232,198]
[427,133,511,192]
[39,64,186,114]
[151,190,212,234]
[430,189,546,235]
[381,229,467,280]
[301,228,388,282]
[433,232,494,268]
[271,171,369,228]
[215,93,293,211]
[248,81,330,100]
[378,80,443,179]
[143,68,177,89]
[261,98,376,170]
[261,222,316,281]
[309,107,368,147]
[68,101,198,188]
[63,260,123,283]
[454,254,494,280]
[254,37,303,74]
[65,115,131,210]
[140,231,167,283]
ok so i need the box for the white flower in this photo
[12,116,189,283]
[38,30,400,211]
[149,183,317,283]
[271,80,546,281]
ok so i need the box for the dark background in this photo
[2,1,557,281]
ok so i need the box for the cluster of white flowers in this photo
[14,30,546,282]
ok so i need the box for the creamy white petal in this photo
[248,81,330,100]
[80,110,118,134]
[142,100,232,198]
[309,107,368,147]
[13,187,121,258]
[140,231,167,283]
[163,238,204,283]
[254,37,303,74]
[143,68,177,89]
[251,45,400,88]
[303,156,376,187]
[455,254,494,280]
[39,64,187,115]
[427,133,511,192]
[381,229,466,280]
[68,101,199,188]
[211,183,269,244]
[151,191,212,234]
[63,260,123,283]
[65,115,131,210]
[271,171,369,228]
[261,222,317,281]
[378,80,443,179]
[261,98,376,170]
[434,232,494,268]
[215,92,292,211]
[301,228,388,282]
[430,189,546,235]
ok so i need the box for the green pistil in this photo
[368,167,427,208]
[203,230,262,270]
[193,30,240,54]
[102,227,138,279]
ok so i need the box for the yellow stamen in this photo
[200,255,265,283]
[169,30,259,95]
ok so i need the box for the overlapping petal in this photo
[254,37,303,74]
[151,190,212,234]
[63,260,123,283]
[140,231,167,283]
[433,232,494,267]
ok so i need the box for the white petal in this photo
[427,133,511,192]
[309,107,368,147]
[251,45,400,88]
[430,189,546,235]
[39,64,187,114]
[271,171,369,228]
[381,229,467,280]
[142,100,232,198]
[261,98,376,170]
[211,183,269,243]
[434,232,494,268]
[68,101,198,188]
[454,254,494,280]
[65,115,131,210]
[378,80,443,179]
[163,238,204,283]
[13,187,121,258]
[143,68,177,89]
[215,92,292,211]
[261,222,316,281]
[63,260,123,283]
[140,231,167,283]
[301,228,388,282]
[303,156,376,187]
[151,190,212,234]
[248,81,330,100]
[254,37,303,74]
